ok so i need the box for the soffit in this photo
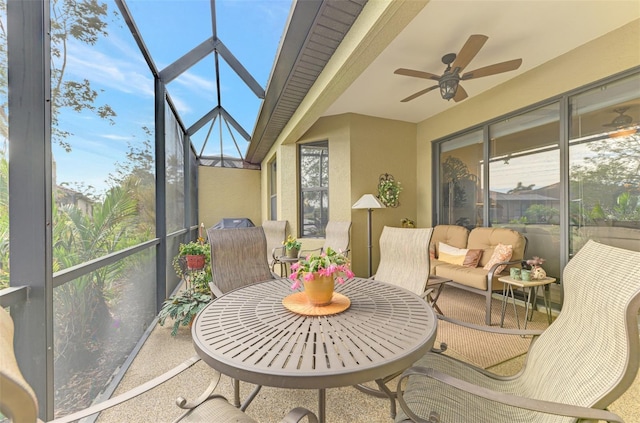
[246,0,367,164]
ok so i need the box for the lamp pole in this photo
[352,194,385,278]
[365,207,374,277]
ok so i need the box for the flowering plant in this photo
[290,247,354,289]
[378,173,402,208]
[283,234,301,250]
[522,256,545,270]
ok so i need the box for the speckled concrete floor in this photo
[94,318,640,423]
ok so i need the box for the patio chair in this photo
[206,226,278,298]
[355,226,436,417]
[373,226,434,299]
[0,307,318,423]
[299,221,351,257]
[206,226,278,407]
[262,220,288,272]
[395,240,640,423]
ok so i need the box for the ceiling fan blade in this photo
[453,85,468,102]
[461,59,523,80]
[401,85,438,102]
[451,34,488,72]
[394,68,440,81]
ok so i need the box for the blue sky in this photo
[53,0,291,196]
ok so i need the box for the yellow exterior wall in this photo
[198,166,261,229]
[265,113,416,277]
[416,20,640,225]
[349,114,416,277]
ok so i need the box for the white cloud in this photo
[63,38,155,98]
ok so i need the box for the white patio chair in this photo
[396,240,640,423]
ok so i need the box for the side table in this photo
[273,255,299,276]
[498,275,556,328]
[426,275,451,314]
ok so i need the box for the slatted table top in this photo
[192,277,437,390]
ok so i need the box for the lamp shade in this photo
[352,194,386,209]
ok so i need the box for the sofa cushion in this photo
[467,227,526,268]
[438,242,467,265]
[463,249,483,267]
[482,243,513,273]
[431,225,469,257]
[433,263,492,290]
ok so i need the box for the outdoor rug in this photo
[434,284,551,369]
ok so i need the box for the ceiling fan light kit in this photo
[439,72,459,101]
[395,34,522,103]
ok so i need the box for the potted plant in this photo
[283,234,302,258]
[158,269,212,336]
[290,248,354,306]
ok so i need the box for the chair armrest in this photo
[272,246,285,260]
[437,314,545,337]
[299,247,322,258]
[281,407,319,423]
[487,259,526,291]
[397,367,624,423]
[46,356,202,423]
[209,282,224,298]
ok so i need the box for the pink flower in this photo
[345,269,355,279]
[291,280,301,290]
[291,262,300,272]
[303,272,315,281]
[336,277,345,284]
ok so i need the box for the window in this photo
[435,70,640,312]
[568,73,640,257]
[439,130,482,229]
[299,141,328,237]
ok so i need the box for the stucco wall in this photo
[198,166,261,230]
[349,114,417,277]
[416,20,640,226]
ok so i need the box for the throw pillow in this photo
[463,249,483,268]
[438,242,468,265]
[483,243,513,274]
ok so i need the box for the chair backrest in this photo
[520,240,640,411]
[0,308,39,423]
[374,226,434,295]
[262,220,288,264]
[323,221,351,254]
[467,227,527,269]
[207,226,275,295]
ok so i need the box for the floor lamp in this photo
[352,194,386,277]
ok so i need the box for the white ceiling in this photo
[322,0,640,124]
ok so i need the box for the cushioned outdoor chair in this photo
[395,240,640,423]
[0,307,317,423]
[262,220,288,272]
[206,225,279,407]
[299,221,351,257]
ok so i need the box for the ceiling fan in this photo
[602,107,633,128]
[394,34,522,103]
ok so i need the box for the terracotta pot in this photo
[303,273,335,306]
[186,254,206,270]
[286,247,299,258]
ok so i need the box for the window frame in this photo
[298,140,329,238]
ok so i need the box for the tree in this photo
[50,0,116,152]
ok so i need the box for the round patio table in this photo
[192,277,437,422]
